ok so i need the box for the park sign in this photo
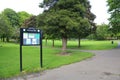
[20,28,41,46]
[20,27,43,72]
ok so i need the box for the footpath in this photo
[11,46,120,80]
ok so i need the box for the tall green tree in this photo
[0,14,14,42]
[1,8,20,42]
[17,11,32,27]
[22,15,37,28]
[0,14,5,41]
[72,1,96,47]
[2,8,20,27]
[38,0,95,54]
[10,11,32,42]
[37,11,62,47]
[107,0,120,34]
[96,24,112,40]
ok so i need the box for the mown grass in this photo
[43,40,117,50]
[0,40,117,78]
[0,41,94,78]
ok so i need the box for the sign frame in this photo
[20,28,43,72]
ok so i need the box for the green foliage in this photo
[0,8,21,42]
[87,24,113,40]
[22,16,37,28]
[107,0,120,34]
[2,8,20,27]
[0,8,35,42]
[86,34,97,40]
[0,14,6,36]
[0,14,14,41]
[17,11,32,27]
[96,24,111,40]
[38,0,96,50]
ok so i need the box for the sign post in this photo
[20,28,42,72]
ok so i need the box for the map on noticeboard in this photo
[23,33,40,45]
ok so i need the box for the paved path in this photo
[12,48,120,80]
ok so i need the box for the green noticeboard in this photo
[20,28,41,46]
[23,33,40,45]
[20,28,43,72]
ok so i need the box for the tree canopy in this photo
[22,16,37,28]
[38,0,96,53]
[18,11,32,27]
[96,24,112,40]
[0,8,32,42]
[2,8,20,27]
[0,13,14,42]
[107,0,120,34]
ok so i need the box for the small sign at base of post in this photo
[20,27,43,72]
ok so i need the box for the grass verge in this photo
[0,42,93,78]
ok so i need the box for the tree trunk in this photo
[78,37,81,47]
[62,37,67,54]
[52,39,54,47]
[45,38,47,45]
[6,37,9,42]
[0,37,2,41]
[3,36,5,42]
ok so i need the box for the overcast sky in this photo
[89,0,110,25]
[0,0,109,25]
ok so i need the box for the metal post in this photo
[20,45,22,72]
[20,28,23,72]
[40,31,43,68]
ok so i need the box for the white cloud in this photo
[0,0,110,24]
[0,0,43,15]
[89,0,110,25]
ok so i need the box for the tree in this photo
[96,24,112,40]
[0,14,5,41]
[10,11,32,42]
[38,0,96,54]
[22,15,37,28]
[2,8,20,27]
[107,0,120,34]
[72,0,96,47]
[37,12,61,47]
[0,13,14,42]
[1,8,20,42]
[17,11,32,27]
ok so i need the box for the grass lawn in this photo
[0,40,117,78]
[43,40,118,50]
[0,42,93,78]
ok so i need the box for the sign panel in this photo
[20,28,43,72]
[20,28,41,46]
[23,33,40,45]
